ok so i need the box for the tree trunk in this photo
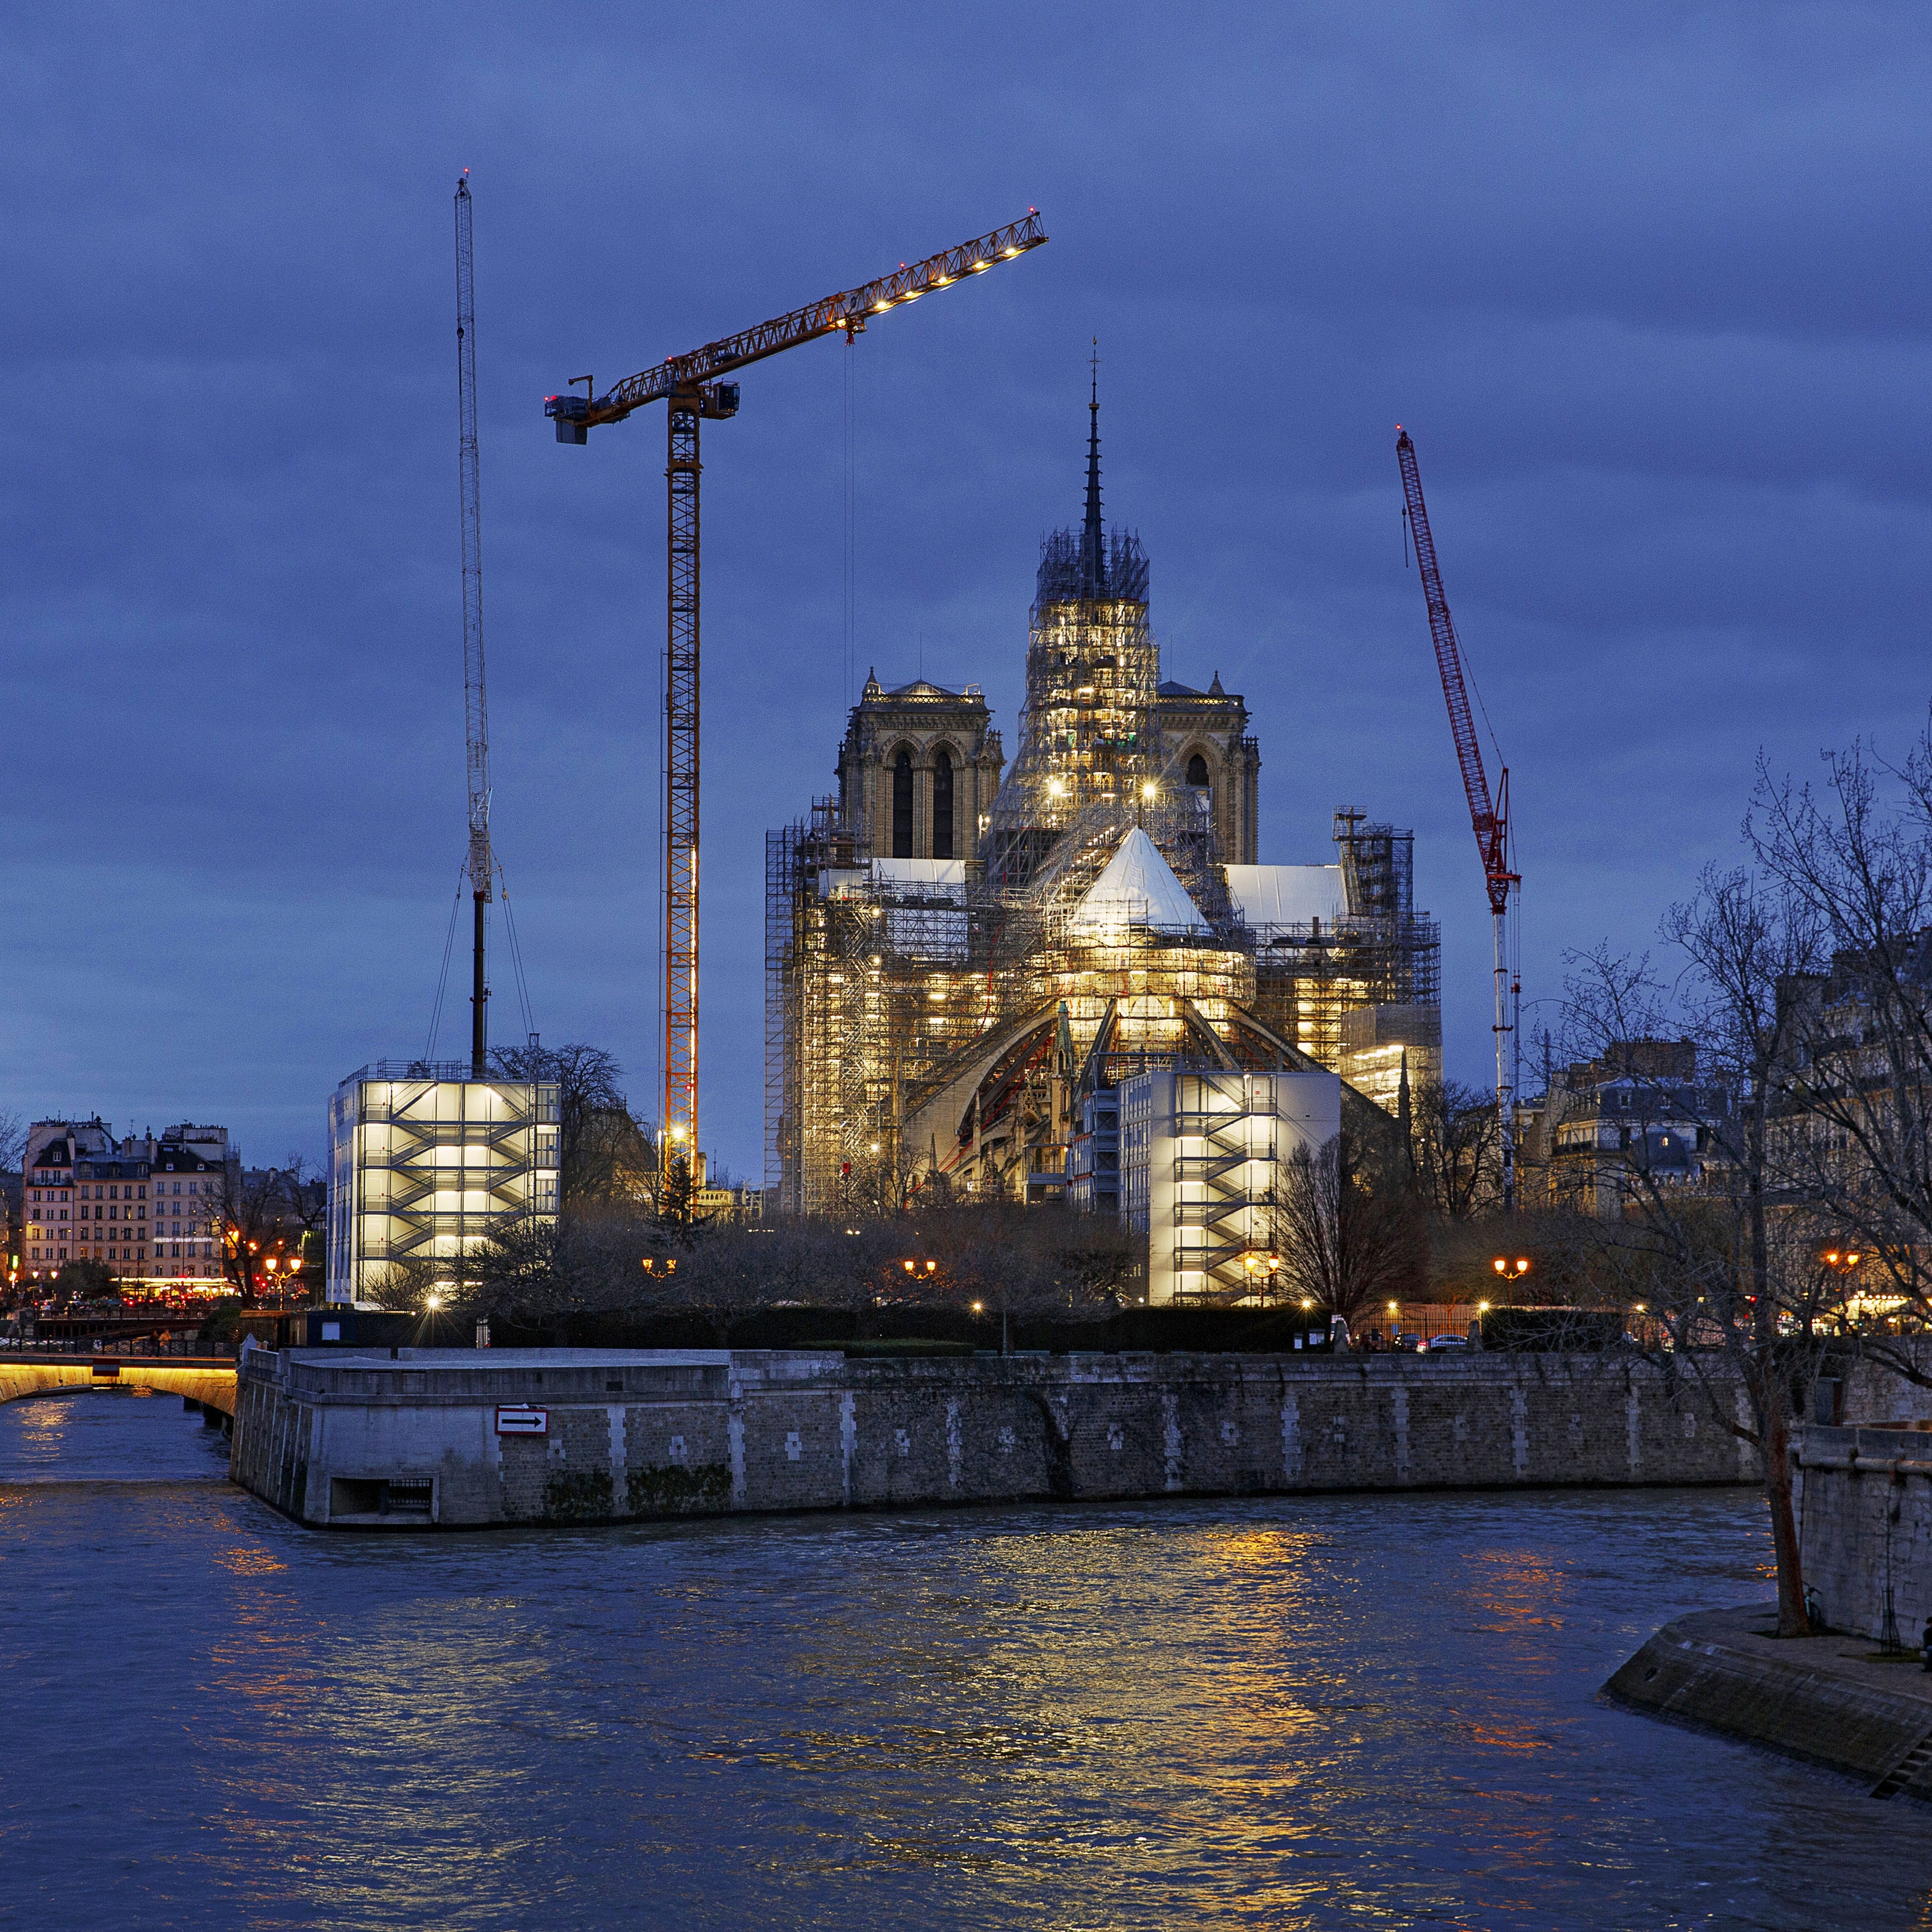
[1749,1094,1811,1637]
[1761,1377,1811,1636]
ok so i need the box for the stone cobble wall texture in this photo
[231,1346,1761,1530]
[1794,1424,1932,1642]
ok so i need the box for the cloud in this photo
[1,2,1927,1166]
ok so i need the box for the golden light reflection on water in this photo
[3,1400,1930,1929]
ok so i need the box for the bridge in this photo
[0,1355,238,1422]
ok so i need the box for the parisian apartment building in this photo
[22,1117,237,1286]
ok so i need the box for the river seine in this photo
[5,1386,1931,1931]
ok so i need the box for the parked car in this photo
[1426,1333,1470,1352]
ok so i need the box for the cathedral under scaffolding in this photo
[765,384,1441,1246]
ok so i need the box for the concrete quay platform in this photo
[231,1344,1760,1530]
[1605,1605,1932,1795]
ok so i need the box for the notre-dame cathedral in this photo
[766,386,1440,1266]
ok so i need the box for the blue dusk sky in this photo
[2,4,1927,1177]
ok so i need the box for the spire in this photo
[1081,338,1105,598]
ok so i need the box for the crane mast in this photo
[547,213,1046,1181]
[1396,427,1518,1210]
[456,173,492,1080]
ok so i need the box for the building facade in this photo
[1119,1068,1342,1304]
[21,1118,237,1286]
[766,387,1442,1272]
[836,676,1003,861]
[326,1063,560,1303]
[147,1128,233,1284]
[1516,1040,1731,1218]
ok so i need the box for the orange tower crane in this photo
[1396,426,1520,1210]
[546,213,1047,1182]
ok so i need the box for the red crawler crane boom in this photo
[1396,426,1519,1210]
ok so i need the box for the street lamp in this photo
[1493,1256,1532,1280]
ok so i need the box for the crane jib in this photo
[1396,430,1504,865]
[544,212,1047,436]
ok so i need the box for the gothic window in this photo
[893,749,913,858]
[1185,753,1210,787]
[933,747,954,860]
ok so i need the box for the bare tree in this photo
[489,1042,650,1209]
[0,1109,25,1175]
[276,1155,329,1298]
[1271,1131,1428,1329]
[211,1165,300,1308]
[1410,1078,1502,1219]
[1752,734,1932,1322]
[1564,866,1835,1637]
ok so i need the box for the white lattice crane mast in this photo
[545,213,1047,1176]
[1396,427,1520,1210]
[456,173,492,1079]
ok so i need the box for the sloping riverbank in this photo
[1606,1604,1932,1794]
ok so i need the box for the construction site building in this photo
[1120,1069,1341,1304]
[765,386,1440,1296]
[326,1063,560,1303]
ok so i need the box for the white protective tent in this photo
[1068,827,1210,938]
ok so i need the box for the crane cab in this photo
[546,395,590,444]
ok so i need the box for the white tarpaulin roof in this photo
[1069,828,1210,937]
[869,857,966,897]
[822,857,967,901]
[1224,864,1346,927]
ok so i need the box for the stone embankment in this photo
[232,1345,1759,1529]
[1606,1605,1932,1795]
[1793,1423,1932,1645]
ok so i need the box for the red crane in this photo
[1396,427,1519,1209]
[546,214,1047,1185]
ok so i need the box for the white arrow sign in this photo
[495,1404,548,1436]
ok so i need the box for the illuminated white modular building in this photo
[1119,1068,1341,1305]
[326,1063,560,1304]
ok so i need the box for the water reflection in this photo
[5,1394,1932,1929]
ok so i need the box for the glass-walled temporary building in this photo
[1119,1069,1340,1305]
[326,1063,560,1304]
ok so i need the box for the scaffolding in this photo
[1245,815,1442,1105]
[985,526,1159,888]
[763,414,1442,1214]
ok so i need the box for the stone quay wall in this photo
[231,1346,1761,1530]
[1794,1423,1932,1643]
